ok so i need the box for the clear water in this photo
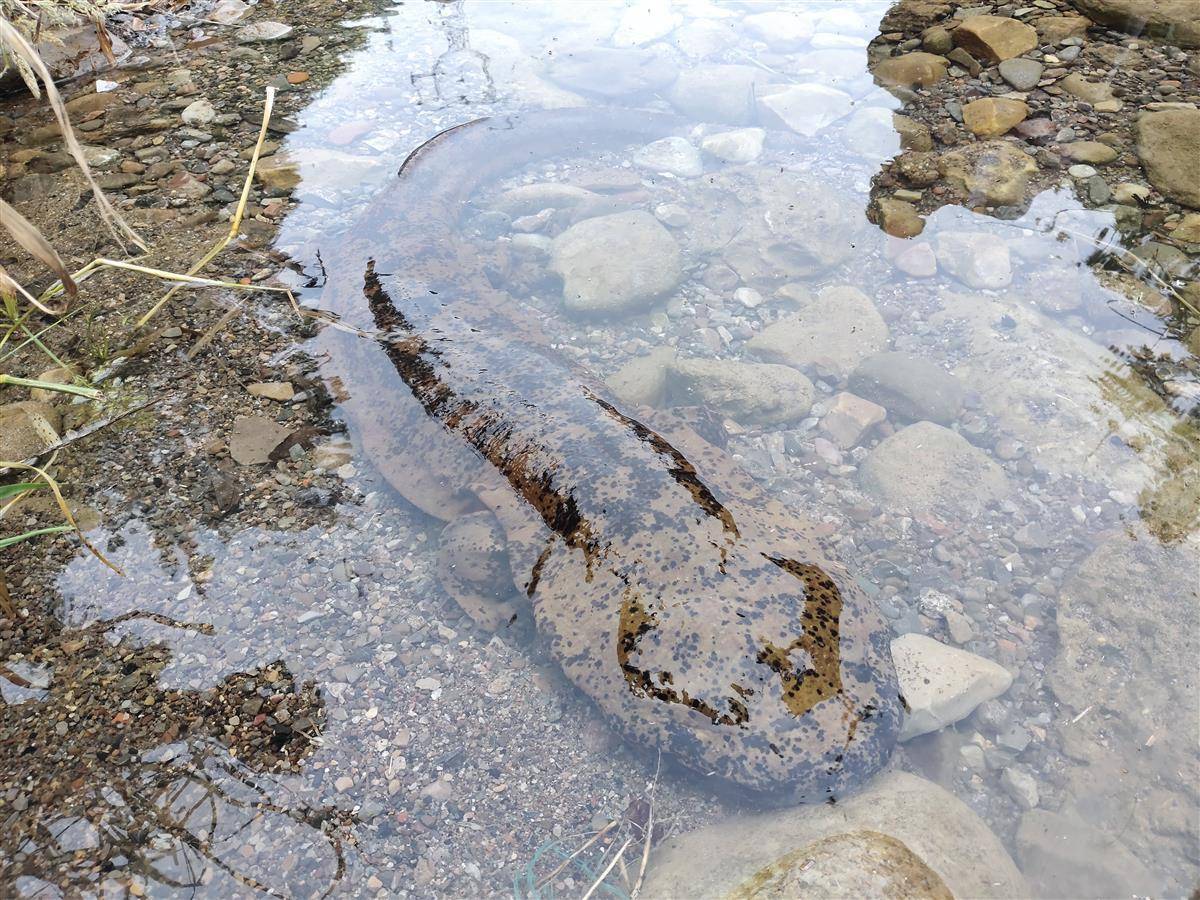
[12,1,1200,896]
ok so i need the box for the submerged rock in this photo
[859,421,1010,516]
[713,171,868,282]
[700,128,764,163]
[850,352,964,424]
[1017,809,1158,898]
[228,415,293,465]
[935,231,1013,289]
[545,46,677,99]
[550,211,681,316]
[747,285,888,377]
[757,84,854,136]
[723,830,953,899]
[929,291,1177,491]
[997,57,1044,91]
[641,771,1028,899]
[938,141,1037,207]
[667,358,814,426]
[633,136,703,177]
[1059,73,1118,105]
[742,10,815,51]
[668,65,774,125]
[891,633,1013,741]
[605,347,677,407]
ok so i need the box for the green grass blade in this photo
[0,373,97,399]
[0,482,47,500]
[0,524,72,549]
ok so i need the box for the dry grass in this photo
[0,0,128,91]
[0,12,143,318]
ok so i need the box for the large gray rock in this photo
[892,633,1013,741]
[1072,0,1200,47]
[0,401,61,461]
[997,57,1044,91]
[747,285,888,377]
[1016,809,1158,899]
[641,771,1028,899]
[545,46,677,98]
[859,421,1010,516]
[666,357,814,426]
[849,352,964,424]
[1136,108,1200,208]
[550,211,682,316]
[668,65,775,125]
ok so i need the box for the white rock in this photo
[180,98,216,126]
[653,202,690,227]
[733,286,764,308]
[758,83,854,136]
[612,0,677,47]
[82,145,120,168]
[236,21,294,43]
[743,10,815,50]
[935,231,1013,290]
[633,136,703,177]
[700,127,765,163]
[892,633,1013,741]
[208,0,252,24]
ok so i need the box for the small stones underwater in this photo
[1,0,1198,897]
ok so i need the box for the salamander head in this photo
[614,536,902,802]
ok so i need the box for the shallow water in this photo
[9,0,1199,896]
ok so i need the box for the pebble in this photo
[180,99,216,126]
[1067,164,1097,178]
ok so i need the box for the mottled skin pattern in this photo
[317,109,901,799]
